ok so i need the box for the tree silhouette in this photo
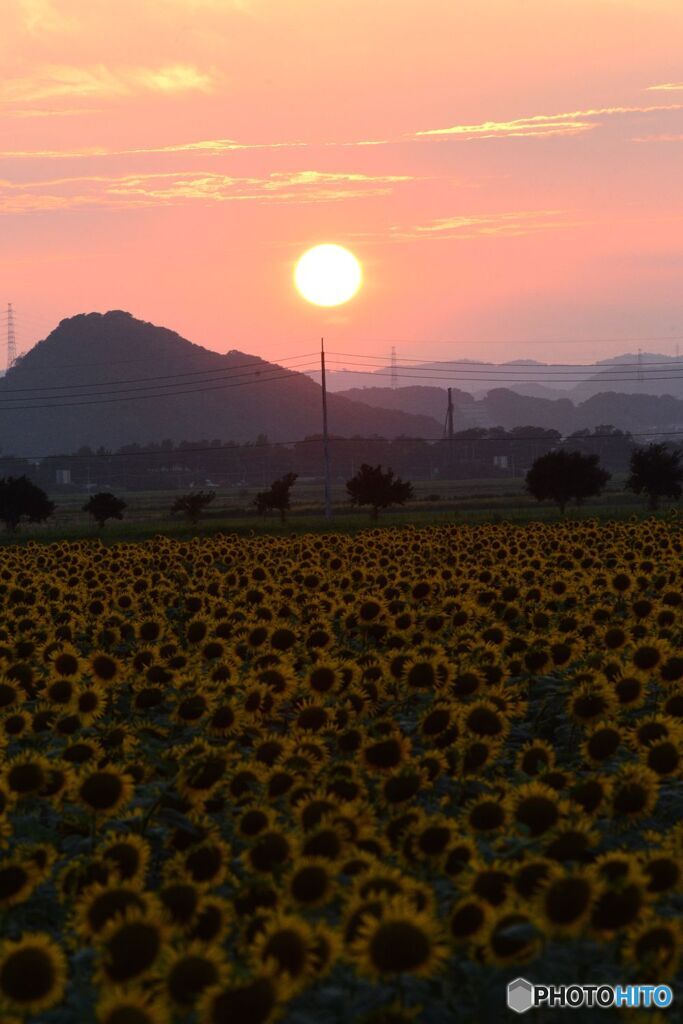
[626,443,683,511]
[526,450,610,514]
[346,464,413,519]
[0,475,55,532]
[82,492,126,528]
[171,490,215,524]
[254,473,298,522]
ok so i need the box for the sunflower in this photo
[96,909,168,985]
[610,766,659,820]
[159,942,228,1010]
[462,700,509,741]
[244,830,292,875]
[3,753,51,799]
[569,775,612,817]
[464,795,508,835]
[47,643,83,678]
[0,933,67,1015]
[188,896,233,944]
[622,917,682,980]
[100,833,150,883]
[362,733,411,773]
[250,913,315,991]
[286,858,335,908]
[641,736,682,777]
[512,858,555,900]
[350,897,448,979]
[449,896,492,946]
[568,681,617,723]
[590,876,649,935]
[641,852,682,895]
[480,908,541,967]
[0,858,38,909]
[198,971,281,1024]
[74,766,134,817]
[96,989,168,1024]
[506,781,566,838]
[515,740,556,778]
[581,721,623,765]
[88,651,122,684]
[72,882,151,940]
[535,870,594,937]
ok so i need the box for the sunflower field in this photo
[0,519,682,1023]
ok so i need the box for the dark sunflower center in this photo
[80,772,124,810]
[368,920,431,973]
[104,922,161,982]
[0,947,55,1002]
[168,956,218,1005]
[208,978,276,1024]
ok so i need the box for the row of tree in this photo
[0,425,650,492]
[0,443,680,531]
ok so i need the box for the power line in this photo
[323,363,683,386]
[0,353,317,395]
[0,367,320,412]
[327,352,683,372]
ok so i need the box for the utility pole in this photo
[637,348,644,383]
[320,337,332,518]
[6,303,16,372]
[390,345,398,388]
[446,387,455,468]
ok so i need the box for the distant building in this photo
[55,469,71,485]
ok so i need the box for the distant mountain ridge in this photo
[0,312,442,456]
[320,351,683,401]
[336,384,683,435]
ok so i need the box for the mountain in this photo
[335,383,683,435]
[0,312,442,456]
[323,352,683,401]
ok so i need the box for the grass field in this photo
[0,476,670,546]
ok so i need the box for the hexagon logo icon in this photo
[508,977,534,1014]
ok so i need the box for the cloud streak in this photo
[0,169,415,214]
[647,83,683,92]
[342,210,583,245]
[414,103,683,140]
[0,63,214,104]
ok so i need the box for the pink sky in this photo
[2,0,683,368]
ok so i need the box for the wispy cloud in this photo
[0,138,306,159]
[346,210,584,244]
[0,169,415,214]
[646,83,683,92]
[632,133,683,142]
[0,63,214,104]
[19,0,76,35]
[414,103,683,141]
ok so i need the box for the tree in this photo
[346,463,413,519]
[626,443,683,511]
[171,490,215,524]
[83,492,126,528]
[254,472,298,522]
[0,475,55,532]
[525,450,611,514]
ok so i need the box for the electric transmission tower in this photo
[6,303,16,372]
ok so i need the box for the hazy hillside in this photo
[336,383,683,434]
[0,312,441,456]
[325,352,683,401]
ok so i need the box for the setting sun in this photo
[294,244,363,307]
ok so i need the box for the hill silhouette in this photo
[0,312,442,456]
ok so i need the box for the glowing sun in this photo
[294,244,362,307]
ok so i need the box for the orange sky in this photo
[2,0,683,367]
